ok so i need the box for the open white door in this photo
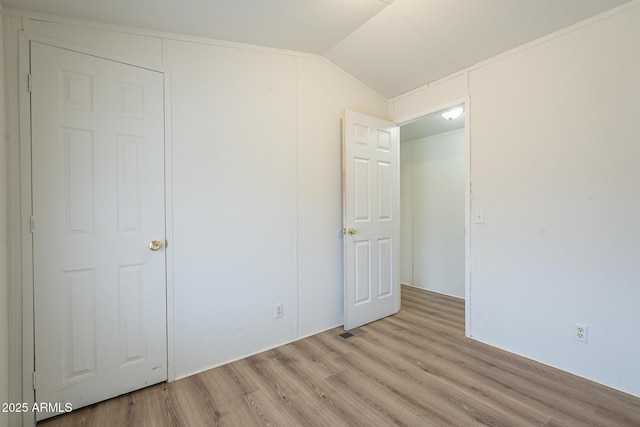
[343,110,400,330]
[31,41,167,420]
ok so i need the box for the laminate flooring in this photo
[39,286,640,426]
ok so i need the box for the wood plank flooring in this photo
[40,286,640,426]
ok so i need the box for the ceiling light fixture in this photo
[441,107,464,120]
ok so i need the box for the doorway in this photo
[399,105,466,301]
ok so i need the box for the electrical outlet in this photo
[574,323,588,343]
[274,303,283,319]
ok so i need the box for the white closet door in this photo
[31,41,167,420]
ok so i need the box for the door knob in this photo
[149,240,163,251]
[347,228,357,235]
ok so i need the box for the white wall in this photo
[3,14,22,427]
[400,130,465,298]
[0,8,10,427]
[4,9,388,400]
[392,3,640,397]
[167,42,387,376]
[296,57,391,337]
[392,74,467,124]
[168,39,299,376]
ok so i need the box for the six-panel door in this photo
[31,41,167,420]
[343,110,400,330]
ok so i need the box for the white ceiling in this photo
[400,105,465,143]
[3,0,632,98]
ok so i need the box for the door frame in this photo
[396,97,471,337]
[17,32,176,425]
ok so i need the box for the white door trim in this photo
[397,97,472,338]
[17,32,175,426]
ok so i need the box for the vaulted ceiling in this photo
[3,0,632,98]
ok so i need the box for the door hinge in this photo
[28,74,32,93]
[32,371,36,390]
[30,216,35,233]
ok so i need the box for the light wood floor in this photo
[40,286,640,426]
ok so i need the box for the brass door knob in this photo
[347,228,357,235]
[149,240,163,251]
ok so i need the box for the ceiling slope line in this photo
[390,3,459,70]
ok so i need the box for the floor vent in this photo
[337,328,366,340]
